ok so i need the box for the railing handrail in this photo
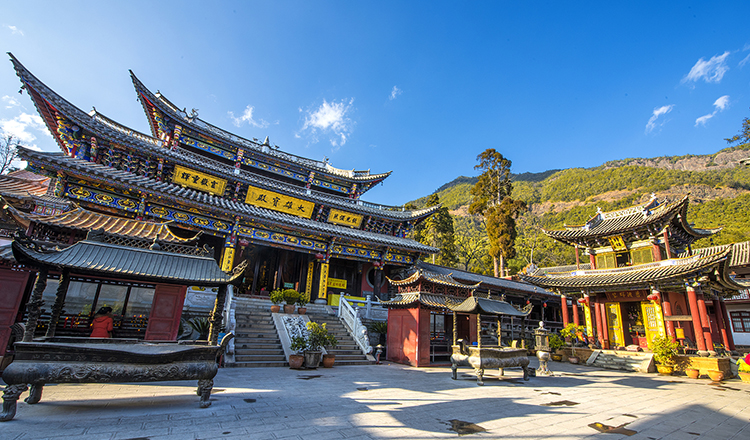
[338,297,372,355]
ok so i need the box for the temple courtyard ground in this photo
[2,359,749,440]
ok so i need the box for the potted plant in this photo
[187,317,210,340]
[296,291,310,315]
[269,289,284,313]
[560,323,585,363]
[288,336,306,369]
[651,335,679,375]
[737,354,750,383]
[297,321,338,368]
[283,289,300,314]
[685,367,700,379]
[549,333,565,362]
[368,321,388,347]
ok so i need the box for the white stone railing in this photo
[338,297,373,354]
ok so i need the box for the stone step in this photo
[226,361,288,368]
[235,354,287,362]
[234,348,284,355]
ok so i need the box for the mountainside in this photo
[410,145,750,275]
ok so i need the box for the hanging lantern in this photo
[647,292,660,301]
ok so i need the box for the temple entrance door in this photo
[144,284,187,341]
[640,301,663,348]
[605,302,625,347]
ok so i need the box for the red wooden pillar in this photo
[589,252,596,269]
[561,295,569,327]
[712,296,730,351]
[593,295,604,346]
[651,239,662,261]
[696,289,714,353]
[660,290,676,341]
[718,298,736,351]
[575,246,580,269]
[685,284,707,352]
[663,229,672,259]
[599,302,610,348]
[572,300,580,326]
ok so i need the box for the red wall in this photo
[0,269,30,357]
[387,308,419,365]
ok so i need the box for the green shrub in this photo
[269,289,284,304]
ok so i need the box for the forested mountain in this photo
[409,145,750,276]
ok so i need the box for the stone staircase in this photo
[305,312,374,366]
[228,297,373,367]
[230,299,287,368]
[587,350,655,373]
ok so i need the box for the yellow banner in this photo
[220,247,235,272]
[583,302,593,339]
[318,263,329,299]
[327,277,347,289]
[328,209,363,228]
[173,165,227,196]
[608,236,627,252]
[245,185,315,219]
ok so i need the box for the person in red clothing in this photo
[90,306,114,338]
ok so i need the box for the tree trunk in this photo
[493,256,499,277]
[499,254,505,277]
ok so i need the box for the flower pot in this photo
[297,307,307,315]
[283,304,295,314]
[303,350,322,369]
[551,354,563,362]
[322,354,335,368]
[707,369,724,381]
[271,304,281,313]
[739,372,750,383]
[288,354,304,369]
[685,368,700,379]
[656,365,674,375]
[568,356,579,364]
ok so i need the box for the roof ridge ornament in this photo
[86,228,105,242]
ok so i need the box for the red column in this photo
[575,247,580,269]
[561,295,569,327]
[572,300,580,326]
[593,296,603,346]
[660,290,676,341]
[589,252,596,269]
[718,298,736,351]
[712,297,730,351]
[663,229,672,259]
[651,239,662,261]
[685,285,707,352]
[599,302,610,348]
[696,288,714,353]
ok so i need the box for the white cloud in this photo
[0,113,50,146]
[739,53,750,68]
[228,105,269,128]
[695,95,730,126]
[645,105,674,134]
[682,52,730,85]
[389,86,402,100]
[2,95,21,109]
[298,98,355,148]
[5,25,24,36]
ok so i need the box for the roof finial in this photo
[263,136,270,146]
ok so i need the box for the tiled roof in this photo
[0,172,50,200]
[131,72,391,184]
[18,148,437,255]
[11,234,239,286]
[8,53,434,222]
[7,204,195,243]
[679,241,750,268]
[416,261,555,297]
[534,263,592,274]
[379,292,465,309]
[387,268,481,289]
[447,296,530,316]
[542,196,718,246]
[519,248,741,290]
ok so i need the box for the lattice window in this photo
[730,311,750,333]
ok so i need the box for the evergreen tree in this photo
[469,149,526,276]
[415,194,458,267]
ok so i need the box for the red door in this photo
[0,269,31,356]
[144,284,187,341]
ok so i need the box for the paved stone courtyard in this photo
[3,358,749,440]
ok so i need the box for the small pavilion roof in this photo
[12,231,244,286]
[542,195,720,249]
[446,296,531,317]
[387,268,481,289]
[379,292,466,310]
[0,171,50,200]
[520,247,744,292]
[679,241,750,269]
[6,204,198,243]
[416,261,555,297]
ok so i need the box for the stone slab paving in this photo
[2,358,749,440]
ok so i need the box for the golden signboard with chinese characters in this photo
[244,185,315,219]
[327,209,363,228]
[608,235,627,252]
[172,165,227,196]
[327,277,347,289]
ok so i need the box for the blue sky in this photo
[2,2,750,206]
